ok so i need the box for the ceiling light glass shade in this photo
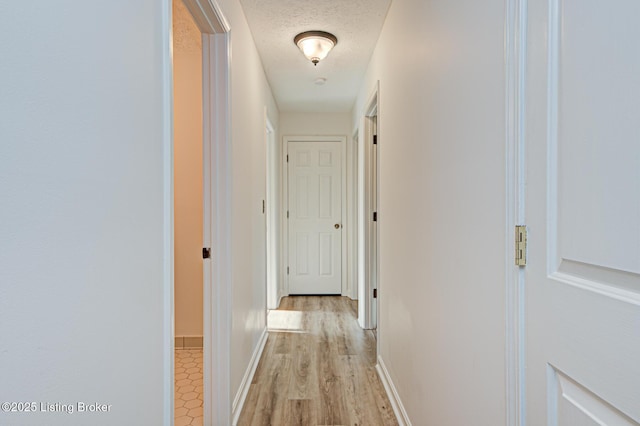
[294,31,338,66]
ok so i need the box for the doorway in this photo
[172,1,204,424]
[169,0,232,424]
[283,136,348,296]
[358,87,379,332]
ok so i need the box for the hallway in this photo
[237,296,398,425]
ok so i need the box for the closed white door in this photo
[288,141,342,294]
[525,0,640,424]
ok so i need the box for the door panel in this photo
[555,0,640,276]
[525,0,640,424]
[319,232,333,275]
[296,176,309,217]
[296,233,309,274]
[552,369,638,426]
[288,141,342,294]
[319,174,333,218]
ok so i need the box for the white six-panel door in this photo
[524,0,640,424]
[288,141,342,294]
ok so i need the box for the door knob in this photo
[334,223,340,229]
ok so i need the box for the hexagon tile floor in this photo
[175,349,203,426]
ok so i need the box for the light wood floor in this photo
[237,296,398,426]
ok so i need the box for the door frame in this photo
[282,135,348,296]
[358,84,380,330]
[265,111,279,309]
[504,0,527,424]
[165,0,232,425]
[348,130,359,300]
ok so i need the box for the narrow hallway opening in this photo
[172,1,204,424]
[238,296,398,425]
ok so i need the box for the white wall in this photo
[215,0,279,404]
[173,0,203,338]
[0,1,171,425]
[353,1,507,424]
[280,112,351,136]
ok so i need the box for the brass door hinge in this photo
[515,225,527,266]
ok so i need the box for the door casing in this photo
[358,84,380,331]
[265,113,279,310]
[504,0,527,423]
[348,130,359,301]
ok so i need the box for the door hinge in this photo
[373,135,378,145]
[286,154,289,162]
[373,288,377,298]
[287,266,290,275]
[515,225,527,266]
[202,247,211,259]
[262,200,265,214]
[287,210,289,219]
[373,211,377,222]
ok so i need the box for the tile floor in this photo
[175,349,203,426]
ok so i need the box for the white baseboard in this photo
[376,355,412,426]
[231,328,268,426]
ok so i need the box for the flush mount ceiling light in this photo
[294,31,338,66]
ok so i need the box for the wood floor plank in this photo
[288,333,318,400]
[341,354,393,426]
[362,329,377,366]
[251,354,292,426]
[316,336,347,425]
[274,331,293,355]
[252,335,276,384]
[283,399,316,425]
[279,296,295,310]
[335,311,351,356]
[236,384,261,426]
[239,296,398,425]
[364,366,399,425]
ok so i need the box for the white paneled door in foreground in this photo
[287,141,342,294]
[525,0,640,424]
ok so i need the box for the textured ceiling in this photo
[239,0,391,113]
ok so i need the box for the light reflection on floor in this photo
[267,309,305,332]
